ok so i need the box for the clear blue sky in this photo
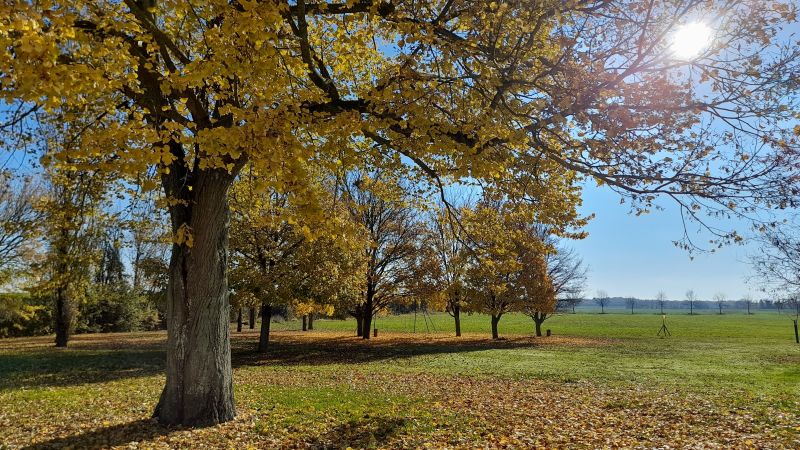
[571,182,760,302]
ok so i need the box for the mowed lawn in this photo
[1,312,798,449]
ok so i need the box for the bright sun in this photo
[670,22,713,59]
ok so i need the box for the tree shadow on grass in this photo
[232,332,558,368]
[306,416,407,450]
[0,348,164,391]
[0,332,167,390]
[20,418,172,450]
[0,331,579,390]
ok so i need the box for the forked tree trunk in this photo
[249,307,256,330]
[308,313,314,330]
[154,171,235,427]
[259,302,272,352]
[453,303,462,337]
[236,308,243,333]
[491,314,501,339]
[54,285,72,348]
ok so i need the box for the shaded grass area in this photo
[1,313,798,449]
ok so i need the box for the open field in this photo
[1,313,798,449]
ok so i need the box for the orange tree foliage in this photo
[413,205,472,337]
[463,195,556,339]
[229,165,364,349]
[3,0,799,425]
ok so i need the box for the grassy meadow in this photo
[1,311,798,449]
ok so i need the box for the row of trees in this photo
[227,168,590,347]
[589,292,764,315]
[1,163,589,342]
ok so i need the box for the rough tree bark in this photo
[259,302,272,352]
[153,169,235,427]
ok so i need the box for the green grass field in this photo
[1,312,798,449]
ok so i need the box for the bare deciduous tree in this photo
[686,290,697,315]
[742,295,754,315]
[0,173,42,284]
[713,293,727,315]
[656,291,668,315]
[751,222,800,294]
[595,290,610,314]
[625,297,636,315]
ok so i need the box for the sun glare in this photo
[670,22,712,59]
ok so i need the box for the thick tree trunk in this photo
[153,173,235,427]
[54,286,72,348]
[453,303,461,337]
[308,313,314,330]
[259,302,272,352]
[302,315,308,331]
[356,312,363,337]
[248,307,256,330]
[491,314,501,339]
